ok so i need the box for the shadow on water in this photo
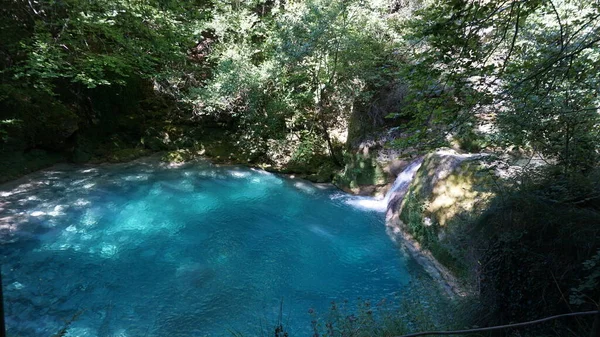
[0,157,448,337]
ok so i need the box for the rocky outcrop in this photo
[385,149,495,296]
[333,153,388,195]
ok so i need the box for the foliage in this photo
[190,0,405,166]
[571,250,600,306]
[389,0,600,174]
[305,278,460,337]
[497,1,600,171]
[2,0,600,334]
[0,0,207,171]
[386,6,600,331]
[7,0,203,90]
[474,166,600,333]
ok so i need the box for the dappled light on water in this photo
[0,159,425,337]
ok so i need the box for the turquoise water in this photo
[0,158,422,336]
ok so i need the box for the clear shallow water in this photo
[0,158,424,337]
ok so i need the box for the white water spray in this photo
[338,158,423,212]
[383,158,423,206]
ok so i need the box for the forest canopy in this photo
[2,0,598,172]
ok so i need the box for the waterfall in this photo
[337,157,423,213]
[384,158,423,211]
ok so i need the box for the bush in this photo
[304,278,461,337]
[475,167,600,333]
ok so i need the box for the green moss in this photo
[401,187,472,279]
[203,141,240,161]
[105,147,151,163]
[305,162,338,183]
[400,192,431,244]
[161,148,205,164]
[398,152,495,282]
[333,152,387,191]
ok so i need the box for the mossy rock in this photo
[141,124,203,151]
[144,135,171,151]
[305,163,338,183]
[72,147,93,163]
[105,147,151,163]
[161,149,205,164]
[398,150,495,280]
[333,152,387,193]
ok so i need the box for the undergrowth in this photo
[257,277,466,337]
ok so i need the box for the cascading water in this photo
[384,159,423,202]
[337,158,423,213]
[384,158,424,212]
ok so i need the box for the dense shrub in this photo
[476,167,600,334]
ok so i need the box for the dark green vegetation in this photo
[1,0,599,335]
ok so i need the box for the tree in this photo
[274,0,388,165]
[0,0,206,164]
[390,0,600,173]
[192,0,400,167]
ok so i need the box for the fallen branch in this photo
[396,311,599,337]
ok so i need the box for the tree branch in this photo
[396,311,599,337]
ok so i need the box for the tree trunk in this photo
[316,88,342,167]
[320,119,341,167]
[0,267,6,337]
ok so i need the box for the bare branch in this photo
[396,310,599,337]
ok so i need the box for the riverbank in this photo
[379,154,473,298]
[385,211,468,298]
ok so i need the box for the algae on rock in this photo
[394,150,495,282]
[334,152,388,195]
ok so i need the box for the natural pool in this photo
[0,158,429,336]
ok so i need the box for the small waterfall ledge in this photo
[383,156,468,298]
